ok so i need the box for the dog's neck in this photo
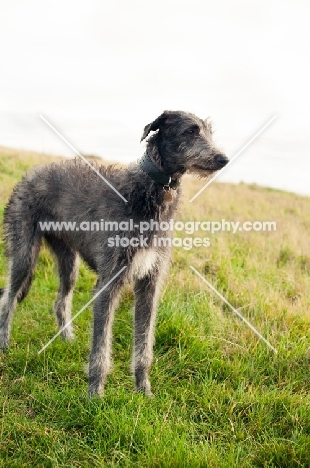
[139,151,180,190]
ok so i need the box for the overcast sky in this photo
[0,0,309,195]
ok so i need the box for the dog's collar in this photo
[139,152,180,190]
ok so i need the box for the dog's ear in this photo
[204,117,214,134]
[140,112,169,142]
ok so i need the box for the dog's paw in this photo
[88,383,105,398]
[135,380,153,397]
[0,333,9,353]
[61,328,75,341]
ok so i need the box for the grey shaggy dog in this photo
[0,110,228,396]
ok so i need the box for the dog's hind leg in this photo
[0,235,41,351]
[45,236,79,340]
[132,264,167,396]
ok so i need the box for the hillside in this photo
[0,146,309,467]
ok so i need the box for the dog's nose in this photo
[215,154,229,168]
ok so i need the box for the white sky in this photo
[0,0,309,195]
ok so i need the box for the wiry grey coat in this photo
[0,110,228,396]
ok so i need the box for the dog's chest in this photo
[129,249,158,280]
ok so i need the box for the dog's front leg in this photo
[132,267,165,395]
[88,276,124,397]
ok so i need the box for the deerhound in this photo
[0,110,228,396]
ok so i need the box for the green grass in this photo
[0,147,310,467]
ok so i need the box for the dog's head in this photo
[141,110,228,177]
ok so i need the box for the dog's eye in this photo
[185,126,199,136]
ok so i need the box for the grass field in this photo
[0,146,310,467]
